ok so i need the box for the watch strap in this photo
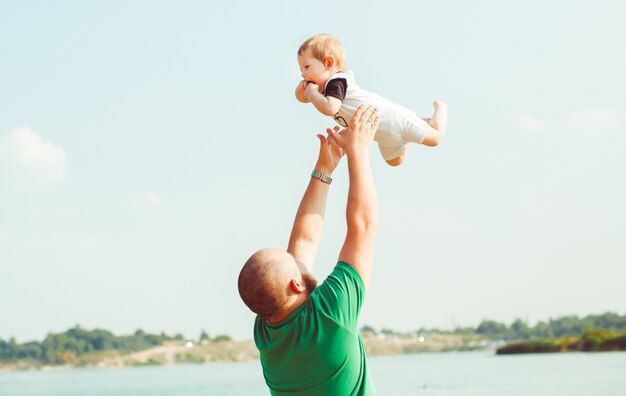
[311,170,332,184]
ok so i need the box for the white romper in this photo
[324,71,429,161]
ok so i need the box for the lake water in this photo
[1,350,625,395]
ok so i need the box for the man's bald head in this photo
[238,248,306,319]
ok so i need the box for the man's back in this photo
[254,262,376,396]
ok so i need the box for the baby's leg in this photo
[421,100,447,147]
[377,141,406,167]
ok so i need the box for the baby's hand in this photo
[295,80,311,103]
[297,80,307,93]
[304,82,320,99]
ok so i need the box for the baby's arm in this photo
[295,80,310,103]
[304,83,342,116]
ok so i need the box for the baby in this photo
[296,34,447,166]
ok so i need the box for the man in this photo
[238,105,380,395]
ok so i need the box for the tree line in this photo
[472,312,626,340]
[0,326,231,365]
[361,312,626,340]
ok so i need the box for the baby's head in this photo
[298,34,345,87]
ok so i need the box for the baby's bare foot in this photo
[433,100,447,111]
[430,100,448,134]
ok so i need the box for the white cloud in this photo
[564,109,624,137]
[518,114,549,134]
[231,188,255,200]
[0,127,70,186]
[0,229,12,245]
[517,191,565,218]
[57,233,102,252]
[131,192,166,210]
[518,108,625,137]
[5,232,102,256]
[145,192,165,210]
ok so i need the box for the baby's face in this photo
[298,49,333,87]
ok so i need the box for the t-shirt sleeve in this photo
[313,261,365,331]
[324,78,347,102]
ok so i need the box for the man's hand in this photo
[315,126,344,175]
[328,105,379,157]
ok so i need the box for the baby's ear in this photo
[323,56,335,69]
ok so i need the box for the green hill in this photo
[496,328,626,354]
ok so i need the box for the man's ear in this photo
[324,56,335,69]
[289,278,306,293]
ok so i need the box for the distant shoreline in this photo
[0,333,489,372]
[3,330,626,372]
[3,313,624,372]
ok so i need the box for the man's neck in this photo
[266,293,310,324]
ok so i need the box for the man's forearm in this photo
[287,171,331,273]
[288,129,342,274]
[345,151,377,235]
[329,104,379,288]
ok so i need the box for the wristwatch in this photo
[311,170,332,185]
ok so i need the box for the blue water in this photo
[1,351,625,395]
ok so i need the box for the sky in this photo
[1,0,625,342]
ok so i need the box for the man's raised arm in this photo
[287,129,343,274]
[328,105,380,288]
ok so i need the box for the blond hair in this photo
[298,34,345,70]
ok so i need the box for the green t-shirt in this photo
[254,261,377,396]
